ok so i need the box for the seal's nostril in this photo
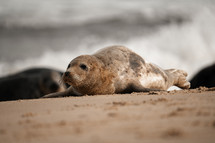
[64,71,70,77]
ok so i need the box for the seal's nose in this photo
[64,71,70,77]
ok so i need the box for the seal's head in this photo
[63,55,115,95]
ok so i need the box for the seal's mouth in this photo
[62,72,72,85]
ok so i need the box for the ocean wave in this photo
[0,0,215,80]
[0,0,209,28]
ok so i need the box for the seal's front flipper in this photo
[42,86,81,98]
[121,83,162,94]
[42,91,69,98]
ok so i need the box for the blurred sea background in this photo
[0,0,215,79]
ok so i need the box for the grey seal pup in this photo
[43,46,190,98]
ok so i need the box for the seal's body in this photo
[44,46,190,98]
[0,68,67,101]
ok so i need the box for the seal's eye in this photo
[80,64,88,71]
[67,64,71,69]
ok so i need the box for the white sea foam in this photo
[133,9,214,74]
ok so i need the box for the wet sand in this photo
[0,88,215,143]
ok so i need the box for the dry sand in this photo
[0,87,215,143]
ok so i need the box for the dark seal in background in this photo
[0,68,67,101]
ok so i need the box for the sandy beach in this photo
[0,88,215,143]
